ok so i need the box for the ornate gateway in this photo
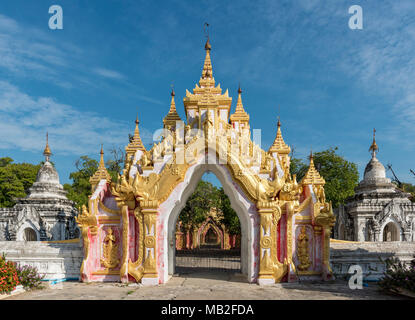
[76,37,336,285]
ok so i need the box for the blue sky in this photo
[0,0,414,186]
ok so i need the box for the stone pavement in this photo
[4,272,406,300]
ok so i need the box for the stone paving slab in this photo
[4,272,406,300]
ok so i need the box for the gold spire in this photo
[125,114,146,159]
[163,89,182,126]
[230,85,250,123]
[89,145,112,191]
[200,37,214,84]
[301,150,325,185]
[43,132,52,161]
[369,128,378,158]
[269,117,291,154]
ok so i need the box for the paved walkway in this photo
[4,272,405,300]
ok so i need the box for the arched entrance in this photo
[24,228,37,241]
[173,172,242,274]
[161,160,258,284]
[77,37,336,286]
[383,222,399,241]
[205,227,218,244]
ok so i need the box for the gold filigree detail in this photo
[297,226,311,271]
[100,227,120,270]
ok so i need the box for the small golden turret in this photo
[163,88,182,128]
[301,150,325,186]
[269,116,291,155]
[230,85,250,126]
[125,114,146,160]
[89,145,112,192]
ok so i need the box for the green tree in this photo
[218,187,241,235]
[63,156,99,208]
[399,182,415,202]
[178,180,221,230]
[177,180,241,235]
[0,158,41,207]
[290,147,359,208]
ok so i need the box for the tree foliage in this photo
[290,147,359,208]
[63,156,99,209]
[178,180,241,235]
[218,187,241,234]
[0,158,41,207]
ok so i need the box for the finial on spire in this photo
[171,88,175,97]
[309,149,313,162]
[99,144,105,167]
[204,23,211,51]
[135,113,139,125]
[369,128,379,157]
[238,83,242,94]
[277,116,281,127]
[43,132,52,162]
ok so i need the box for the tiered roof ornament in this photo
[269,117,291,155]
[89,145,112,192]
[125,115,146,160]
[301,151,325,185]
[163,89,182,128]
[230,85,250,125]
[183,37,232,127]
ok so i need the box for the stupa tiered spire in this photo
[89,145,112,191]
[125,114,146,160]
[163,89,182,128]
[269,117,291,155]
[301,150,325,185]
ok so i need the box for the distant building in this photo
[335,130,415,242]
[0,134,79,241]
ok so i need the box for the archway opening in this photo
[383,222,399,241]
[23,228,37,241]
[174,172,242,275]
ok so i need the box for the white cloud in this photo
[93,67,125,80]
[0,81,154,155]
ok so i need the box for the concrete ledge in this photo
[0,241,83,280]
[330,241,415,280]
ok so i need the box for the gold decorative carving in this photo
[260,236,272,249]
[297,226,311,271]
[98,200,121,215]
[92,270,120,275]
[144,236,156,248]
[100,227,120,269]
[128,207,145,282]
[75,204,98,275]
[120,206,129,280]
[98,216,121,224]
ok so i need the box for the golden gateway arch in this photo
[76,37,336,286]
